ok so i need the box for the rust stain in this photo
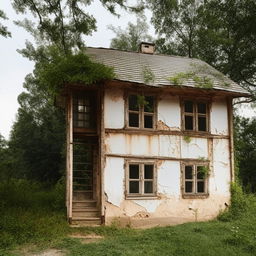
[132,211,150,219]
[157,120,170,131]
[107,88,123,102]
[156,159,164,168]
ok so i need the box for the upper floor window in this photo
[126,161,156,197]
[73,93,96,130]
[183,100,209,132]
[127,94,155,129]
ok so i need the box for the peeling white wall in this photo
[158,94,180,130]
[103,91,231,226]
[181,137,208,159]
[105,134,180,157]
[104,157,124,207]
[158,161,180,196]
[104,158,230,226]
[210,139,230,195]
[210,100,228,135]
[104,88,124,129]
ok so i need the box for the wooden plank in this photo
[227,97,235,182]
[100,87,105,222]
[105,128,229,139]
[105,153,210,162]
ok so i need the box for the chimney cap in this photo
[139,42,155,54]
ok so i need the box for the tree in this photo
[234,116,256,193]
[148,0,256,98]
[8,0,132,183]
[109,15,153,51]
[148,0,203,58]
[12,0,144,55]
[0,9,11,37]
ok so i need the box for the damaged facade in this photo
[64,43,248,227]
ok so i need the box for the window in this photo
[183,100,208,132]
[73,93,96,129]
[127,94,155,129]
[182,163,209,197]
[126,162,156,197]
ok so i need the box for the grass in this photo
[1,180,256,256]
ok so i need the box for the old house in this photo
[64,43,248,227]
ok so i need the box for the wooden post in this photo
[227,97,235,182]
[100,86,106,223]
[66,92,73,221]
[69,93,73,219]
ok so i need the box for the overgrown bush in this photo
[218,182,256,221]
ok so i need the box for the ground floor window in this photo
[126,161,156,197]
[182,162,209,197]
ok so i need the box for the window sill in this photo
[125,195,158,200]
[182,194,209,199]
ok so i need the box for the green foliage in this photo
[0,179,69,252]
[149,0,256,96]
[35,49,115,94]
[234,116,256,193]
[0,9,11,37]
[109,15,154,52]
[142,66,155,84]
[12,0,142,53]
[197,165,210,178]
[183,135,192,143]
[218,182,253,221]
[168,71,213,89]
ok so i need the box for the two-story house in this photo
[63,43,249,227]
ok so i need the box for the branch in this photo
[233,98,255,105]
[29,0,43,25]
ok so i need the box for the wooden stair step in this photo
[73,207,98,211]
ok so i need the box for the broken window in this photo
[182,163,209,197]
[126,162,156,197]
[183,100,208,132]
[127,94,155,129]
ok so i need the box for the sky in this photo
[0,1,255,139]
[0,0,154,139]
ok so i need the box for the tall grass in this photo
[0,179,69,254]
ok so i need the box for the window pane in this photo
[144,165,153,179]
[198,103,206,114]
[197,181,205,193]
[78,105,84,112]
[185,101,193,113]
[144,115,153,128]
[144,181,153,193]
[129,181,139,193]
[197,166,205,179]
[78,121,84,127]
[185,181,193,193]
[129,113,139,127]
[185,115,193,130]
[129,95,139,111]
[198,116,207,131]
[144,96,154,113]
[185,166,193,179]
[129,165,139,179]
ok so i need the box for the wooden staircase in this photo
[71,138,101,226]
[72,199,101,225]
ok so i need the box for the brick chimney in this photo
[139,42,155,54]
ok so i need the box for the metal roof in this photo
[86,47,249,95]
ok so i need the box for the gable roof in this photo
[86,47,249,96]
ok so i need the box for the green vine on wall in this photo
[183,135,192,143]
